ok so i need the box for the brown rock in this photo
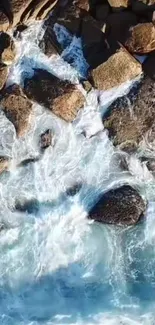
[39,24,62,57]
[36,0,58,20]
[40,129,52,149]
[0,11,10,31]
[103,76,155,149]
[24,69,85,122]
[0,63,8,90]
[0,84,33,136]
[125,23,155,54]
[75,0,90,11]
[95,4,110,21]
[0,32,15,65]
[0,157,10,174]
[23,0,58,23]
[105,11,138,45]
[91,47,142,91]
[107,0,130,10]
[88,185,146,226]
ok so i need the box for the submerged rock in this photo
[40,129,53,150]
[24,69,85,122]
[91,47,142,90]
[0,156,10,174]
[89,185,146,225]
[0,84,33,136]
[125,23,155,54]
[15,198,39,214]
[103,76,155,150]
[0,32,15,64]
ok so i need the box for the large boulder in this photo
[24,69,85,122]
[125,23,155,54]
[142,51,155,80]
[103,76,155,150]
[91,47,142,91]
[0,0,58,31]
[0,63,8,90]
[0,84,33,136]
[132,0,155,14]
[0,32,15,64]
[88,185,146,226]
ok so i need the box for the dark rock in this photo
[88,185,146,225]
[132,0,155,15]
[24,69,85,122]
[13,24,28,39]
[125,23,155,54]
[91,47,142,90]
[95,4,110,21]
[142,51,155,80]
[0,84,33,136]
[18,157,39,167]
[15,198,39,214]
[40,129,52,150]
[66,183,82,196]
[39,24,62,57]
[103,76,155,150]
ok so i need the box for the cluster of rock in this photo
[0,0,153,226]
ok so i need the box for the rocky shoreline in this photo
[0,0,155,226]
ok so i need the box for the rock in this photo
[105,12,138,45]
[75,0,90,11]
[0,63,8,90]
[88,185,146,225]
[82,80,93,92]
[95,4,110,21]
[66,183,82,196]
[125,23,155,54]
[132,0,155,15]
[40,129,53,150]
[24,69,85,122]
[142,51,155,79]
[0,0,58,31]
[107,0,130,10]
[103,76,155,149]
[0,32,15,64]
[0,156,10,174]
[15,198,39,214]
[48,3,113,69]
[13,24,28,39]
[0,84,33,136]
[39,24,62,57]
[18,157,39,167]
[91,47,142,91]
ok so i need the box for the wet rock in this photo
[39,25,62,57]
[18,157,40,167]
[88,185,146,225]
[0,156,10,174]
[75,0,90,11]
[24,69,85,122]
[66,183,82,196]
[0,63,8,90]
[13,24,28,39]
[15,198,39,214]
[105,12,138,45]
[0,84,33,136]
[107,0,130,10]
[40,129,53,150]
[91,47,142,91]
[95,4,110,21]
[0,32,15,64]
[142,51,155,80]
[125,23,155,54]
[103,76,155,150]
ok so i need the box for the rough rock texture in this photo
[125,23,155,54]
[75,0,90,11]
[39,25,62,57]
[89,185,146,225]
[0,32,15,64]
[24,69,85,122]
[40,129,53,149]
[0,0,58,31]
[0,63,8,90]
[105,12,138,45]
[103,76,155,149]
[107,0,130,10]
[0,84,33,136]
[0,157,10,174]
[91,47,142,91]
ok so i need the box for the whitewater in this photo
[0,20,155,325]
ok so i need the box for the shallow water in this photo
[0,22,155,325]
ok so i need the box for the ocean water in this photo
[0,21,155,325]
